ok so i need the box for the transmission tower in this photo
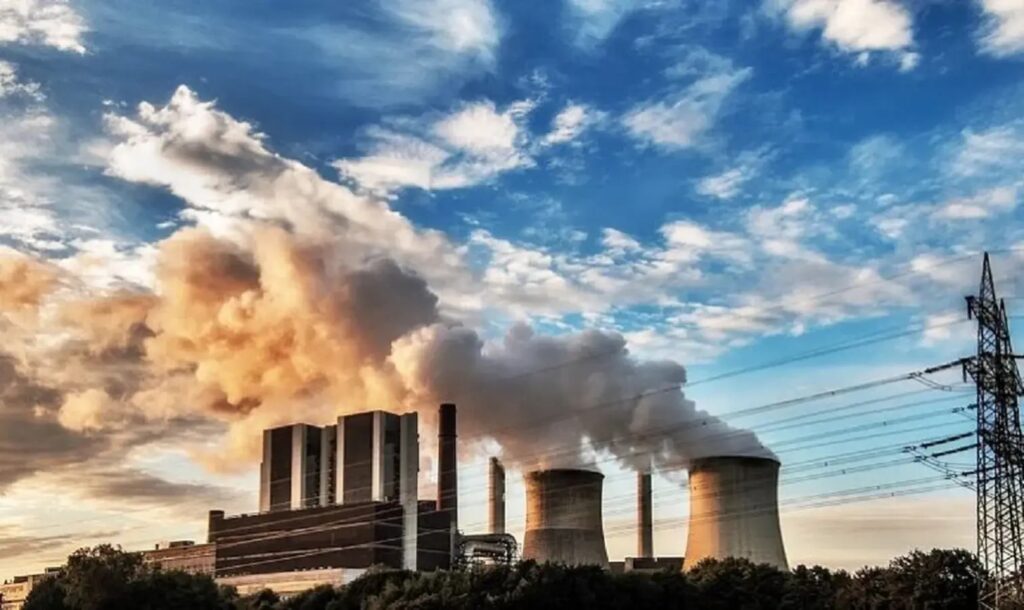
[964,253,1024,609]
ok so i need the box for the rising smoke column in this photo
[0,86,773,481]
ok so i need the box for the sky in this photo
[1,0,1024,580]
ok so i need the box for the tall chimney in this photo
[437,403,458,532]
[637,471,653,558]
[489,457,506,534]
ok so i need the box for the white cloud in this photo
[954,126,1024,176]
[745,196,826,260]
[696,147,771,200]
[898,50,920,71]
[565,0,640,46]
[542,102,601,146]
[697,168,749,199]
[623,68,752,150]
[335,99,534,195]
[933,185,1019,220]
[976,0,1024,57]
[385,0,500,60]
[0,0,86,53]
[772,0,915,63]
[600,228,641,253]
[0,60,42,100]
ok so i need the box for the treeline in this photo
[17,545,993,610]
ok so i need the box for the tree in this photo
[687,557,789,610]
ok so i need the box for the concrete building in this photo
[259,412,419,513]
[260,424,324,512]
[522,469,609,568]
[682,455,788,570]
[208,500,451,576]
[212,405,452,580]
[1,570,58,610]
[141,540,216,575]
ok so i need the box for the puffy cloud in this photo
[57,388,125,432]
[335,99,535,195]
[623,68,752,150]
[770,0,915,64]
[0,0,87,53]
[0,249,59,312]
[976,0,1024,57]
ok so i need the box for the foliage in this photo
[22,545,986,610]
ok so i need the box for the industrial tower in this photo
[965,253,1024,609]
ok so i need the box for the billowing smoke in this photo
[8,222,770,475]
[0,86,772,485]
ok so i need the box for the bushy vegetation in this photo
[22,545,988,610]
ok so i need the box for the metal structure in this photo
[454,533,518,569]
[964,253,1024,609]
[522,469,609,567]
[682,456,788,571]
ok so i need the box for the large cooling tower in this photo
[522,469,609,567]
[683,456,788,570]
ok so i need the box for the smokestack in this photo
[489,457,506,534]
[683,456,788,570]
[637,471,653,558]
[437,402,458,532]
[522,469,609,567]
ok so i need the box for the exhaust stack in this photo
[522,469,609,567]
[637,471,653,558]
[683,456,788,570]
[437,403,458,532]
[489,457,506,535]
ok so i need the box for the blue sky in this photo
[1,0,1023,579]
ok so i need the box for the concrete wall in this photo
[682,456,788,570]
[522,469,609,568]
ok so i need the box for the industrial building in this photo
[138,403,789,594]
[204,403,459,587]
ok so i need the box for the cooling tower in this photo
[683,456,788,570]
[522,469,609,567]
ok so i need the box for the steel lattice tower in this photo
[965,253,1024,609]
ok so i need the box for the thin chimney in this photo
[637,471,653,558]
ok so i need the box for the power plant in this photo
[682,455,788,570]
[522,469,610,568]
[137,401,791,593]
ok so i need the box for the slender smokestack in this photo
[637,471,653,558]
[437,402,458,531]
[489,457,506,534]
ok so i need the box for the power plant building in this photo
[213,405,453,579]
